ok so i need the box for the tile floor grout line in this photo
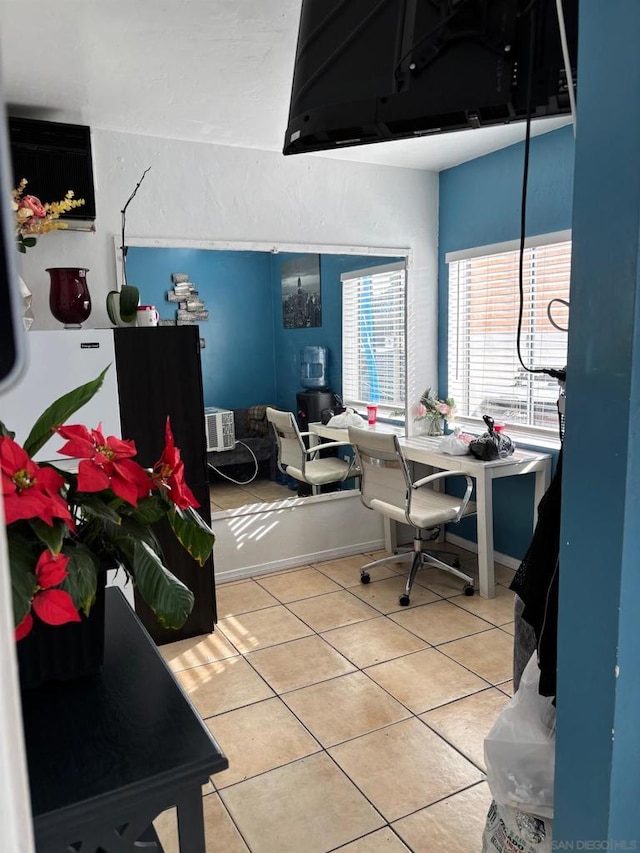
[204,789,254,853]
[176,541,515,851]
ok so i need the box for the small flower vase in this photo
[426,415,444,436]
[47,267,92,328]
[415,414,444,436]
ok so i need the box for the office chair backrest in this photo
[347,426,411,511]
[266,407,305,471]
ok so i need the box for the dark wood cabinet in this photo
[114,326,217,643]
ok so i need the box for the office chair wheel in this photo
[399,594,410,606]
[360,572,371,584]
[463,584,475,596]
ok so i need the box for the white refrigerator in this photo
[0,329,121,465]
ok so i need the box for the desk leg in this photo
[176,788,206,853]
[385,517,397,553]
[532,463,552,530]
[475,470,496,599]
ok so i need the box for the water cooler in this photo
[296,346,332,427]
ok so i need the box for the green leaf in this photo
[120,538,194,629]
[22,237,37,248]
[23,366,111,458]
[61,545,99,616]
[0,420,15,439]
[168,506,215,566]
[7,534,38,627]
[77,494,123,525]
[29,518,65,554]
[17,243,26,253]
[126,495,168,525]
[117,515,163,555]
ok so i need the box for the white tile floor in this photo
[155,540,517,853]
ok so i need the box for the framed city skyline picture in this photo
[281,255,321,329]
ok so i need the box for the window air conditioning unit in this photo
[204,407,235,452]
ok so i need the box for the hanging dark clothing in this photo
[510,450,563,699]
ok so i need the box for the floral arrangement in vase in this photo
[0,367,215,641]
[413,388,456,435]
[12,178,85,253]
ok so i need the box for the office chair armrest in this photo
[412,470,467,489]
[304,440,354,457]
[412,471,474,522]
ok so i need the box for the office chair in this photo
[348,425,477,605]
[266,407,360,495]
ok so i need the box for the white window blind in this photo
[448,239,571,433]
[341,263,406,412]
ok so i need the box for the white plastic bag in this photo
[482,800,552,853]
[484,652,556,818]
[327,407,364,428]
[438,426,473,455]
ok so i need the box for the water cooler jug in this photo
[300,346,328,390]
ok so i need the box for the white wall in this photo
[18,128,439,403]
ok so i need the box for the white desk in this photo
[308,423,552,599]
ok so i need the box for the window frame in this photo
[341,261,407,422]
[445,230,571,449]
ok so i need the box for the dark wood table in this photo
[20,587,228,852]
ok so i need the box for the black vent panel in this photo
[9,117,96,220]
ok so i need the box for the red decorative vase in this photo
[47,267,92,328]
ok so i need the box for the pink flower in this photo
[437,402,451,416]
[19,194,47,219]
[414,403,427,418]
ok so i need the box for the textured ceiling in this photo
[0,0,570,171]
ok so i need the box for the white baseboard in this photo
[214,539,385,584]
[444,532,521,571]
[211,491,385,585]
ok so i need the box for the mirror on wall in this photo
[123,240,408,514]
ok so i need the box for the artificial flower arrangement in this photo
[12,178,85,253]
[413,387,456,434]
[1,368,215,640]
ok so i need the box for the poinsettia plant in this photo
[0,368,215,640]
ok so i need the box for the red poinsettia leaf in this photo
[113,459,151,503]
[104,434,137,459]
[36,466,65,495]
[55,424,97,459]
[32,589,81,626]
[167,463,200,509]
[77,458,111,493]
[35,550,70,589]
[15,612,33,641]
[0,435,31,475]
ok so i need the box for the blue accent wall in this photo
[126,247,276,409]
[270,253,401,412]
[126,246,400,415]
[438,125,575,558]
[553,0,640,841]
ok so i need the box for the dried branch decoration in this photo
[120,166,151,286]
